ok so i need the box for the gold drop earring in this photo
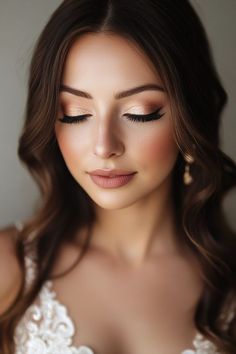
[183,153,194,185]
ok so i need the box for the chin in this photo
[88,193,137,210]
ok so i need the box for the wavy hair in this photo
[1,0,236,352]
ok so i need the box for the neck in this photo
[89,178,182,267]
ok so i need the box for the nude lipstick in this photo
[87,169,137,188]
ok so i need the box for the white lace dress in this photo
[13,221,234,354]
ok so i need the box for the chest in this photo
[50,252,204,354]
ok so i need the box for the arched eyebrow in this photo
[59,83,165,99]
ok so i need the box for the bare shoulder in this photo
[0,224,23,314]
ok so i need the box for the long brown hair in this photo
[1,0,236,352]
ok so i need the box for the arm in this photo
[0,225,23,314]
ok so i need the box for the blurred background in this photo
[0,0,235,228]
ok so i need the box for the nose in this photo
[93,118,124,159]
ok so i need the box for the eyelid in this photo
[60,101,92,113]
[61,102,161,115]
[123,104,160,115]
[62,106,163,117]
[124,106,163,116]
[58,107,165,125]
[62,109,91,116]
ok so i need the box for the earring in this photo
[183,153,194,185]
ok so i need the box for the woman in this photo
[0,0,235,353]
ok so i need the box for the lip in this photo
[89,174,136,188]
[87,169,136,177]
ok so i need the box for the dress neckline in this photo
[23,255,219,354]
[14,220,228,354]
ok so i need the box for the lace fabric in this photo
[14,255,95,354]
[13,221,234,354]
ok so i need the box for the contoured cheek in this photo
[55,125,88,171]
[135,119,178,174]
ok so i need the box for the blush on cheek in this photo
[55,129,83,168]
[139,129,178,168]
[56,124,88,152]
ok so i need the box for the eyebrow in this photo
[59,83,165,99]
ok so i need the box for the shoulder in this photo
[0,224,23,314]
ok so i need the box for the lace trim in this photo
[181,333,221,354]
[14,278,95,354]
[14,223,95,354]
[14,221,234,354]
[24,255,37,292]
[15,262,223,354]
[14,221,37,293]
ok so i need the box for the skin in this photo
[53,33,204,352]
[0,28,227,354]
[55,32,183,266]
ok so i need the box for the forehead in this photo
[61,32,163,89]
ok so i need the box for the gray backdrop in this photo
[0,0,235,229]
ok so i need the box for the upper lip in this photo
[88,169,136,177]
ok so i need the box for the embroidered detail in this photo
[181,333,220,354]
[14,271,222,354]
[24,256,37,292]
[14,243,95,354]
[14,221,234,354]
[77,347,95,354]
[14,279,95,354]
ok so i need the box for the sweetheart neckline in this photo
[39,278,214,354]
[19,253,221,354]
[14,223,222,354]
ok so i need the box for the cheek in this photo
[55,126,86,167]
[137,125,178,169]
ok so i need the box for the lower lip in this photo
[88,173,136,188]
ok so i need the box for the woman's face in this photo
[55,33,179,209]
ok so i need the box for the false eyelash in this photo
[58,107,165,124]
[124,107,165,122]
[58,114,89,124]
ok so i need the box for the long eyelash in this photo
[58,107,165,124]
[124,107,164,122]
[58,114,90,124]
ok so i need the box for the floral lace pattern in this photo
[13,221,234,354]
[181,333,220,354]
[14,256,95,354]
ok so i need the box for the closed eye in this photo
[58,107,165,124]
[124,107,165,122]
